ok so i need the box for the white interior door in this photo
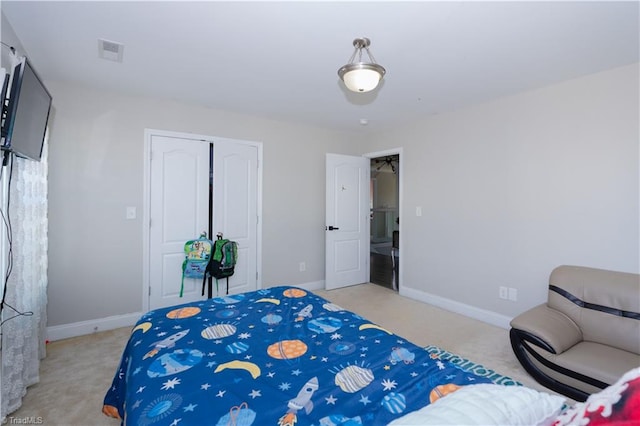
[212,139,259,296]
[325,153,370,290]
[148,134,210,309]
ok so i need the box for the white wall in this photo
[45,82,362,328]
[363,63,639,319]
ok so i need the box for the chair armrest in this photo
[510,304,582,355]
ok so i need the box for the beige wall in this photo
[45,83,362,327]
[362,63,639,318]
[44,62,640,329]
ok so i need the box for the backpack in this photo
[180,233,213,297]
[203,238,238,296]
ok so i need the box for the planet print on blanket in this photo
[329,341,357,356]
[282,288,307,298]
[261,313,283,325]
[307,317,342,334]
[333,364,375,393]
[201,323,237,339]
[211,294,245,304]
[318,414,363,426]
[429,383,461,403]
[138,393,183,426]
[147,349,204,378]
[215,308,240,319]
[382,392,407,414]
[226,341,250,354]
[267,339,308,360]
[166,306,201,319]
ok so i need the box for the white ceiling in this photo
[2,1,638,132]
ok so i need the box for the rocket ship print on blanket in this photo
[143,330,189,359]
[295,304,313,322]
[278,377,319,426]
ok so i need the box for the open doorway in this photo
[369,154,399,290]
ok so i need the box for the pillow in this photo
[553,367,640,426]
[388,384,566,426]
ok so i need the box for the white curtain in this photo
[0,140,48,419]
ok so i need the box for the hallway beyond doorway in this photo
[369,153,399,292]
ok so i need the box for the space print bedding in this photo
[103,286,498,425]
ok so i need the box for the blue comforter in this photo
[104,286,492,425]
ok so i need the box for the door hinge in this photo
[148,286,151,296]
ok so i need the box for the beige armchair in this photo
[510,265,640,401]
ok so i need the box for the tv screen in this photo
[1,58,52,162]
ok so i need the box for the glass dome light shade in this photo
[339,63,386,93]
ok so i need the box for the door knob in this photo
[327,226,340,231]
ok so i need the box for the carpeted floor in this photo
[8,283,562,425]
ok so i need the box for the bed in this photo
[103,286,514,425]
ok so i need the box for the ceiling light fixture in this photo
[338,37,386,93]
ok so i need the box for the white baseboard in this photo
[46,312,143,342]
[399,286,512,330]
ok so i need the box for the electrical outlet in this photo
[508,288,518,301]
[126,206,136,220]
[499,286,508,300]
[299,262,306,272]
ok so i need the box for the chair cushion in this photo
[531,341,640,385]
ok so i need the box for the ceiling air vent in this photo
[98,38,124,63]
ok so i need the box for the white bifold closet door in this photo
[147,132,258,310]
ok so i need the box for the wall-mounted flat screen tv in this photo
[1,58,52,162]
